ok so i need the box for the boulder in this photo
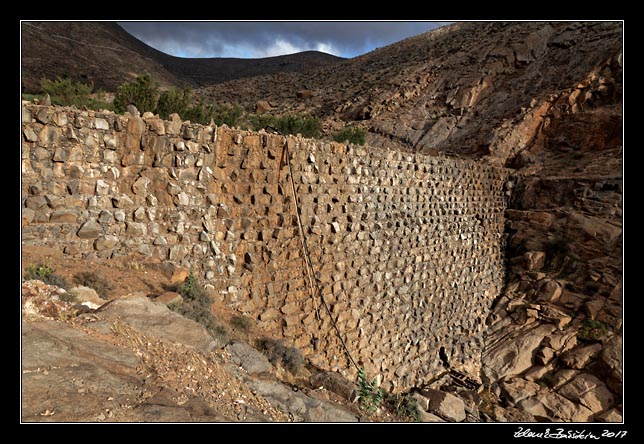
[599,335,622,394]
[225,341,274,375]
[255,100,272,113]
[482,323,556,381]
[21,320,142,422]
[558,373,615,413]
[296,90,314,99]
[559,343,602,369]
[310,370,358,402]
[523,251,546,270]
[596,408,622,423]
[76,220,102,239]
[501,378,541,405]
[96,296,220,353]
[154,291,183,306]
[246,379,358,422]
[68,286,107,310]
[420,388,466,422]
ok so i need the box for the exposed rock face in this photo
[21,280,359,422]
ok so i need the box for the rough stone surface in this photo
[599,335,622,395]
[309,370,358,402]
[68,285,107,310]
[246,379,358,422]
[421,388,466,422]
[225,341,274,375]
[21,103,509,389]
[559,344,603,370]
[21,320,142,422]
[96,296,220,353]
[482,323,556,382]
[558,373,615,414]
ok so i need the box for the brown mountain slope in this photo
[21,21,192,93]
[20,21,345,93]
[199,21,622,164]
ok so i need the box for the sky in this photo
[117,21,451,59]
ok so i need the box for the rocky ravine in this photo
[21,21,623,424]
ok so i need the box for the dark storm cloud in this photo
[117,21,450,59]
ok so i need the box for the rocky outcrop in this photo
[21,279,362,422]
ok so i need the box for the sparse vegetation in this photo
[577,319,609,343]
[231,314,253,331]
[72,271,114,299]
[332,126,367,145]
[248,113,323,138]
[356,367,384,414]
[155,87,195,120]
[39,76,112,111]
[383,391,421,422]
[113,73,159,114]
[169,269,230,345]
[256,338,305,374]
[23,263,69,289]
[58,292,78,304]
[537,374,555,388]
[185,102,244,127]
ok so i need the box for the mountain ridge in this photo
[20,21,345,93]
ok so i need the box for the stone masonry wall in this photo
[21,103,509,391]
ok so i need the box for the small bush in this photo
[40,76,112,111]
[58,292,78,304]
[356,367,384,413]
[155,88,194,120]
[231,315,253,331]
[23,263,69,289]
[577,319,608,343]
[384,391,420,422]
[169,270,229,345]
[256,338,305,374]
[333,126,367,145]
[41,76,93,108]
[249,113,322,138]
[184,102,244,127]
[113,73,159,114]
[72,271,113,299]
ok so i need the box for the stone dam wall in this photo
[21,104,510,390]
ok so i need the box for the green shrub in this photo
[59,292,78,304]
[72,271,113,299]
[41,76,93,108]
[113,73,159,114]
[356,367,384,413]
[182,102,244,127]
[169,270,229,345]
[40,76,112,111]
[231,314,253,331]
[248,113,322,138]
[333,126,367,145]
[577,319,608,343]
[155,88,194,120]
[23,263,69,289]
[384,391,421,422]
[256,338,305,374]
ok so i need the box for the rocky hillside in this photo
[20,21,344,93]
[21,21,623,424]
[199,22,622,162]
[199,22,623,422]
